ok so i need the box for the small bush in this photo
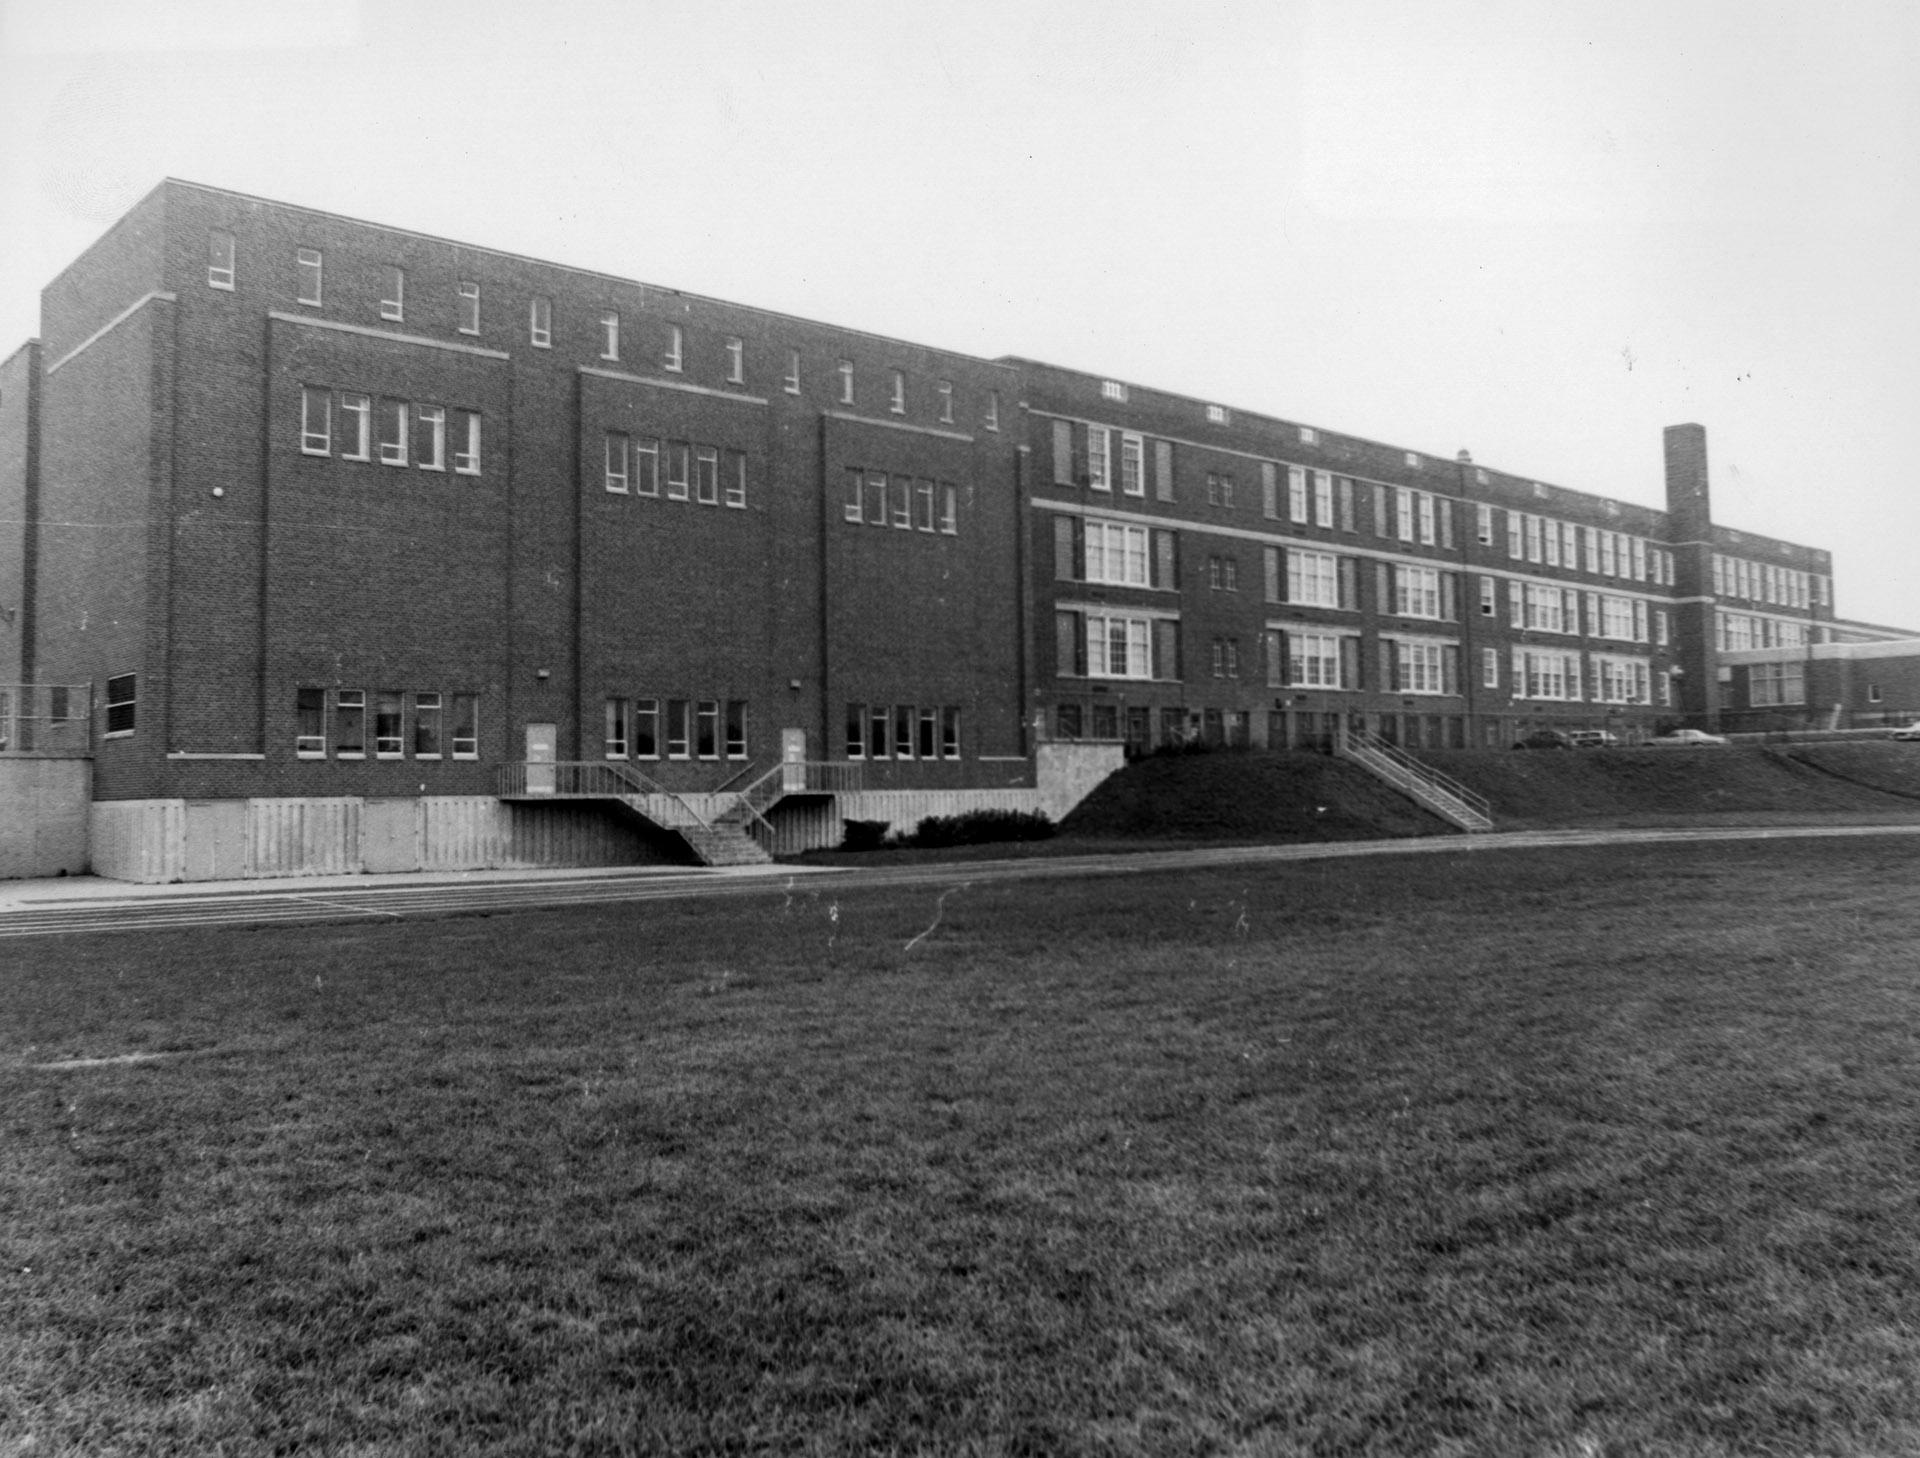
[839,819,891,851]
[905,809,1056,848]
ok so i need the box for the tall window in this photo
[415,405,446,471]
[937,380,954,423]
[601,311,620,360]
[605,432,630,493]
[340,393,370,460]
[104,674,137,736]
[451,693,478,758]
[695,447,720,506]
[632,699,659,758]
[986,391,1000,431]
[1087,614,1152,679]
[784,348,801,394]
[296,687,325,756]
[297,248,323,306]
[333,690,366,756]
[664,324,683,372]
[414,693,442,757]
[1119,433,1144,496]
[1314,472,1335,529]
[379,401,408,466]
[381,267,405,322]
[530,296,552,348]
[374,692,404,756]
[1287,549,1340,608]
[301,387,331,455]
[890,369,907,414]
[453,412,482,475]
[208,230,236,290]
[837,359,854,404]
[727,337,744,383]
[1289,467,1309,523]
[457,281,481,335]
[1086,427,1110,490]
[666,442,690,500]
[724,452,748,509]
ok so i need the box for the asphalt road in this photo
[3,823,1919,941]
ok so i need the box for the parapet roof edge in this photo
[1000,352,1671,513]
[162,179,1020,374]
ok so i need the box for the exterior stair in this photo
[668,816,774,867]
[1336,731,1494,833]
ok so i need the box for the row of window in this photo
[844,703,963,760]
[1494,508,1674,586]
[296,689,479,758]
[604,697,747,760]
[604,433,748,508]
[300,387,482,474]
[842,470,961,534]
[213,232,1006,428]
[1054,610,1180,682]
[1491,581,1670,645]
[1713,553,1824,610]
[1716,612,1810,651]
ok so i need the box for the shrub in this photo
[905,809,1056,848]
[839,819,891,851]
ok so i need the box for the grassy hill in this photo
[1057,743,1920,843]
[1060,751,1453,841]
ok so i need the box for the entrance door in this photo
[781,728,807,792]
[525,722,557,795]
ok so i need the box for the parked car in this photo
[1514,729,1574,750]
[1649,728,1730,747]
[1565,730,1620,749]
[1888,722,1920,741]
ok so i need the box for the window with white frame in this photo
[458,281,480,335]
[1086,427,1111,490]
[695,446,720,505]
[1287,631,1344,688]
[415,405,445,471]
[341,393,370,460]
[664,324,683,372]
[1085,521,1150,586]
[1101,379,1127,402]
[1591,655,1653,705]
[414,692,442,756]
[333,689,366,756]
[1314,472,1335,529]
[784,348,801,394]
[208,230,236,290]
[937,379,954,423]
[985,391,1000,431]
[605,433,629,492]
[727,337,745,383]
[1119,434,1144,496]
[1395,487,1414,542]
[601,311,620,360]
[1514,648,1582,700]
[1417,492,1436,546]
[297,248,323,306]
[1523,582,1571,633]
[301,387,331,455]
[1598,594,1635,641]
[1394,564,1441,619]
[451,693,478,758]
[1288,549,1340,608]
[1394,640,1446,694]
[381,267,405,322]
[1207,404,1230,425]
[296,687,325,755]
[890,369,906,414]
[1508,511,1524,559]
[379,401,408,466]
[1482,647,1499,688]
[374,691,404,757]
[453,411,482,476]
[837,359,855,403]
[1289,466,1308,523]
[1087,613,1153,679]
[104,673,137,736]
[1476,503,1493,545]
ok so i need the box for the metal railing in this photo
[722,760,868,834]
[1338,729,1493,832]
[0,684,93,756]
[497,761,713,830]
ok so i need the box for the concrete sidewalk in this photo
[0,860,811,910]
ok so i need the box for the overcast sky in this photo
[3,0,1915,628]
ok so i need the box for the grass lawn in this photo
[6,837,1920,1455]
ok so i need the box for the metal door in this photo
[525,722,557,795]
[781,728,807,792]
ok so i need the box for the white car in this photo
[1889,722,1920,741]
[1650,728,1730,747]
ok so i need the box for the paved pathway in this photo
[3,823,1918,941]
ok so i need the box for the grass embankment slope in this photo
[8,837,1920,1454]
[1061,751,1453,842]
[1422,742,1920,830]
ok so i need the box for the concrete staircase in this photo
[1336,731,1494,833]
[664,804,774,867]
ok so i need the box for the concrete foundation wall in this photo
[90,793,668,883]
[0,757,91,879]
